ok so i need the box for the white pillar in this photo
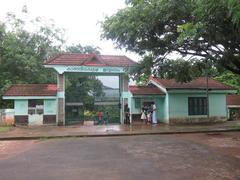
[57,73,65,126]
[121,74,131,124]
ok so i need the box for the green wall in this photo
[156,98,164,121]
[209,94,227,116]
[130,96,165,122]
[14,99,57,116]
[168,93,227,118]
[44,99,57,115]
[131,96,154,114]
[162,94,169,123]
[14,100,28,115]
[124,90,229,123]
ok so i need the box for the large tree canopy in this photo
[101,0,240,76]
[0,10,65,107]
[0,8,103,108]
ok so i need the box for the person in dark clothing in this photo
[124,104,130,124]
[104,111,109,125]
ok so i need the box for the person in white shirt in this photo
[141,107,147,123]
[152,102,157,124]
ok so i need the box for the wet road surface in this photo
[0,132,240,180]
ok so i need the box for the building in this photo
[2,53,237,125]
[3,84,57,125]
[128,77,236,124]
[227,94,240,120]
[3,53,137,125]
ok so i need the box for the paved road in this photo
[0,133,240,180]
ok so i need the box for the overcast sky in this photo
[0,0,139,60]
[0,0,139,88]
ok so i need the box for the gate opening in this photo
[65,73,120,125]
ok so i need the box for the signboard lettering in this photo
[65,66,126,73]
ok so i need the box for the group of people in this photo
[141,103,157,124]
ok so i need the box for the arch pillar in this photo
[57,73,65,126]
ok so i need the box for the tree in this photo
[101,0,240,78]
[66,44,100,54]
[65,74,105,111]
[133,55,219,83]
[215,71,240,93]
[0,10,65,107]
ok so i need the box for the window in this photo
[135,98,141,109]
[188,97,207,115]
[28,100,44,115]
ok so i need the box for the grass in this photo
[0,126,11,133]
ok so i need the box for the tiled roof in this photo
[4,84,57,96]
[150,77,235,90]
[227,95,240,106]
[129,86,165,95]
[44,53,138,67]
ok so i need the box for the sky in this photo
[0,0,139,60]
[0,0,139,88]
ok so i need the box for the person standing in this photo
[104,111,109,125]
[98,111,103,124]
[147,111,152,124]
[124,104,130,124]
[152,102,157,124]
[141,107,147,123]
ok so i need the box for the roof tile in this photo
[4,84,57,96]
[44,53,138,67]
[150,77,235,90]
[227,94,240,106]
[129,86,165,95]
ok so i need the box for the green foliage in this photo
[65,43,105,111]
[133,55,154,85]
[101,0,240,80]
[215,71,240,93]
[0,126,11,132]
[159,59,198,82]
[84,110,97,117]
[134,55,220,83]
[66,44,100,54]
[0,11,65,107]
[65,74,105,111]
[228,0,240,26]
[65,42,104,110]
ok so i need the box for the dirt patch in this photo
[0,140,39,159]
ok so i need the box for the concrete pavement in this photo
[0,120,240,140]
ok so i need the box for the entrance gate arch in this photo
[44,53,137,125]
[64,74,121,125]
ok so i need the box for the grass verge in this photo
[0,126,11,133]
